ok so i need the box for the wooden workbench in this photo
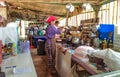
[55,43,102,77]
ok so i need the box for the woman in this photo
[45,16,61,76]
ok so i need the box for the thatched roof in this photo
[2,0,115,20]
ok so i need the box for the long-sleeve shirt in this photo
[46,25,61,45]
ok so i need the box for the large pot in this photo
[72,37,80,44]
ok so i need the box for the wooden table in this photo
[89,70,120,77]
[72,54,97,75]
[55,43,101,77]
[55,43,71,77]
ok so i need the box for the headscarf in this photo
[46,16,57,23]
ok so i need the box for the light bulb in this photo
[66,3,75,12]
[66,4,71,9]
[82,3,91,11]
[69,5,75,12]
[0,1,6,6]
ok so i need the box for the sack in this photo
[93,48,120,71]
[67,64,79,77]
[104,49,120,71]
[75,46,95,56]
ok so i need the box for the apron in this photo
[45,38,56,68]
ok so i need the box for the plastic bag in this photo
[104,49,120,71]
[93,49,107,59]
[67,64,79,77]
[75,46,95,56]
[93,49,120,71]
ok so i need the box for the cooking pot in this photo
[66,35,72,42]
[72,37,80,44]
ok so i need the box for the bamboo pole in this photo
[19,20,22,36]
[108,3,110,23]
[105,4,107,24]
[107,4,109,24]
[112,1,115,24]
[76,8,78,26]
[65,11,69,26]
[116,0,118,25]
[101,7,103,23]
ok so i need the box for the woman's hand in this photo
[58,27,65,32]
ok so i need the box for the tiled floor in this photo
[31,48,60,77]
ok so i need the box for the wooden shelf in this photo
[80,18,99,45]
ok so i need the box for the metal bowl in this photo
[72,37,80,44]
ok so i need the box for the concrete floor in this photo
[31,49,60,77]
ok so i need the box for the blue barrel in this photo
[33,36,46,48]
[97,24,114,41]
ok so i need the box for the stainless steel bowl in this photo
[72,37,80,44]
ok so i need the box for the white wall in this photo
[113,1,120,51]
[114,26,120,51]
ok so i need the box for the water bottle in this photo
[102,38,107,49]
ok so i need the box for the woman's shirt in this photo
[46,25,61,45]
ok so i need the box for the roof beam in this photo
[3,0,61,2]
[8,3,66,18]
[9,2,66,15]
[4,0,97,4]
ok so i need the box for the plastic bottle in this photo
[108,40,113,48]
[102,38,107,49]
[12,43,17,56]
[61,33,64,39]
[99,40,102,49]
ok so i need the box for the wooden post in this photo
[19,20,22,36]
[76,8,78,26]
[112,1,115,24]
[65,11,69,27]
[91,4,101,24]
[116,0,118,24]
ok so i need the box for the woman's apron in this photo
[45,38,56,68]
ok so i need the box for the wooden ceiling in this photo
[1,0,115,20]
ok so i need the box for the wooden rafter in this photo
[2,0,115,19]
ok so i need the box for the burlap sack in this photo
[67,64,79,77]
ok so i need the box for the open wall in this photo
[59,1,120,51]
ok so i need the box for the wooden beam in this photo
[10,2,66,15]
[3,0,18,2]
[8,7,66,18]
[4,0,97,3]
[100,0,116,5]
[3,0,61,3]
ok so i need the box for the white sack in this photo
[93,49,108,59]
[104,49,120,71]
[75,46,95,56]
[2,22,18,45]
[93,48,120,71]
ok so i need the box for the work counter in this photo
[89,70,120,77]
[0,51,37,77]
[55,43,107,77]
